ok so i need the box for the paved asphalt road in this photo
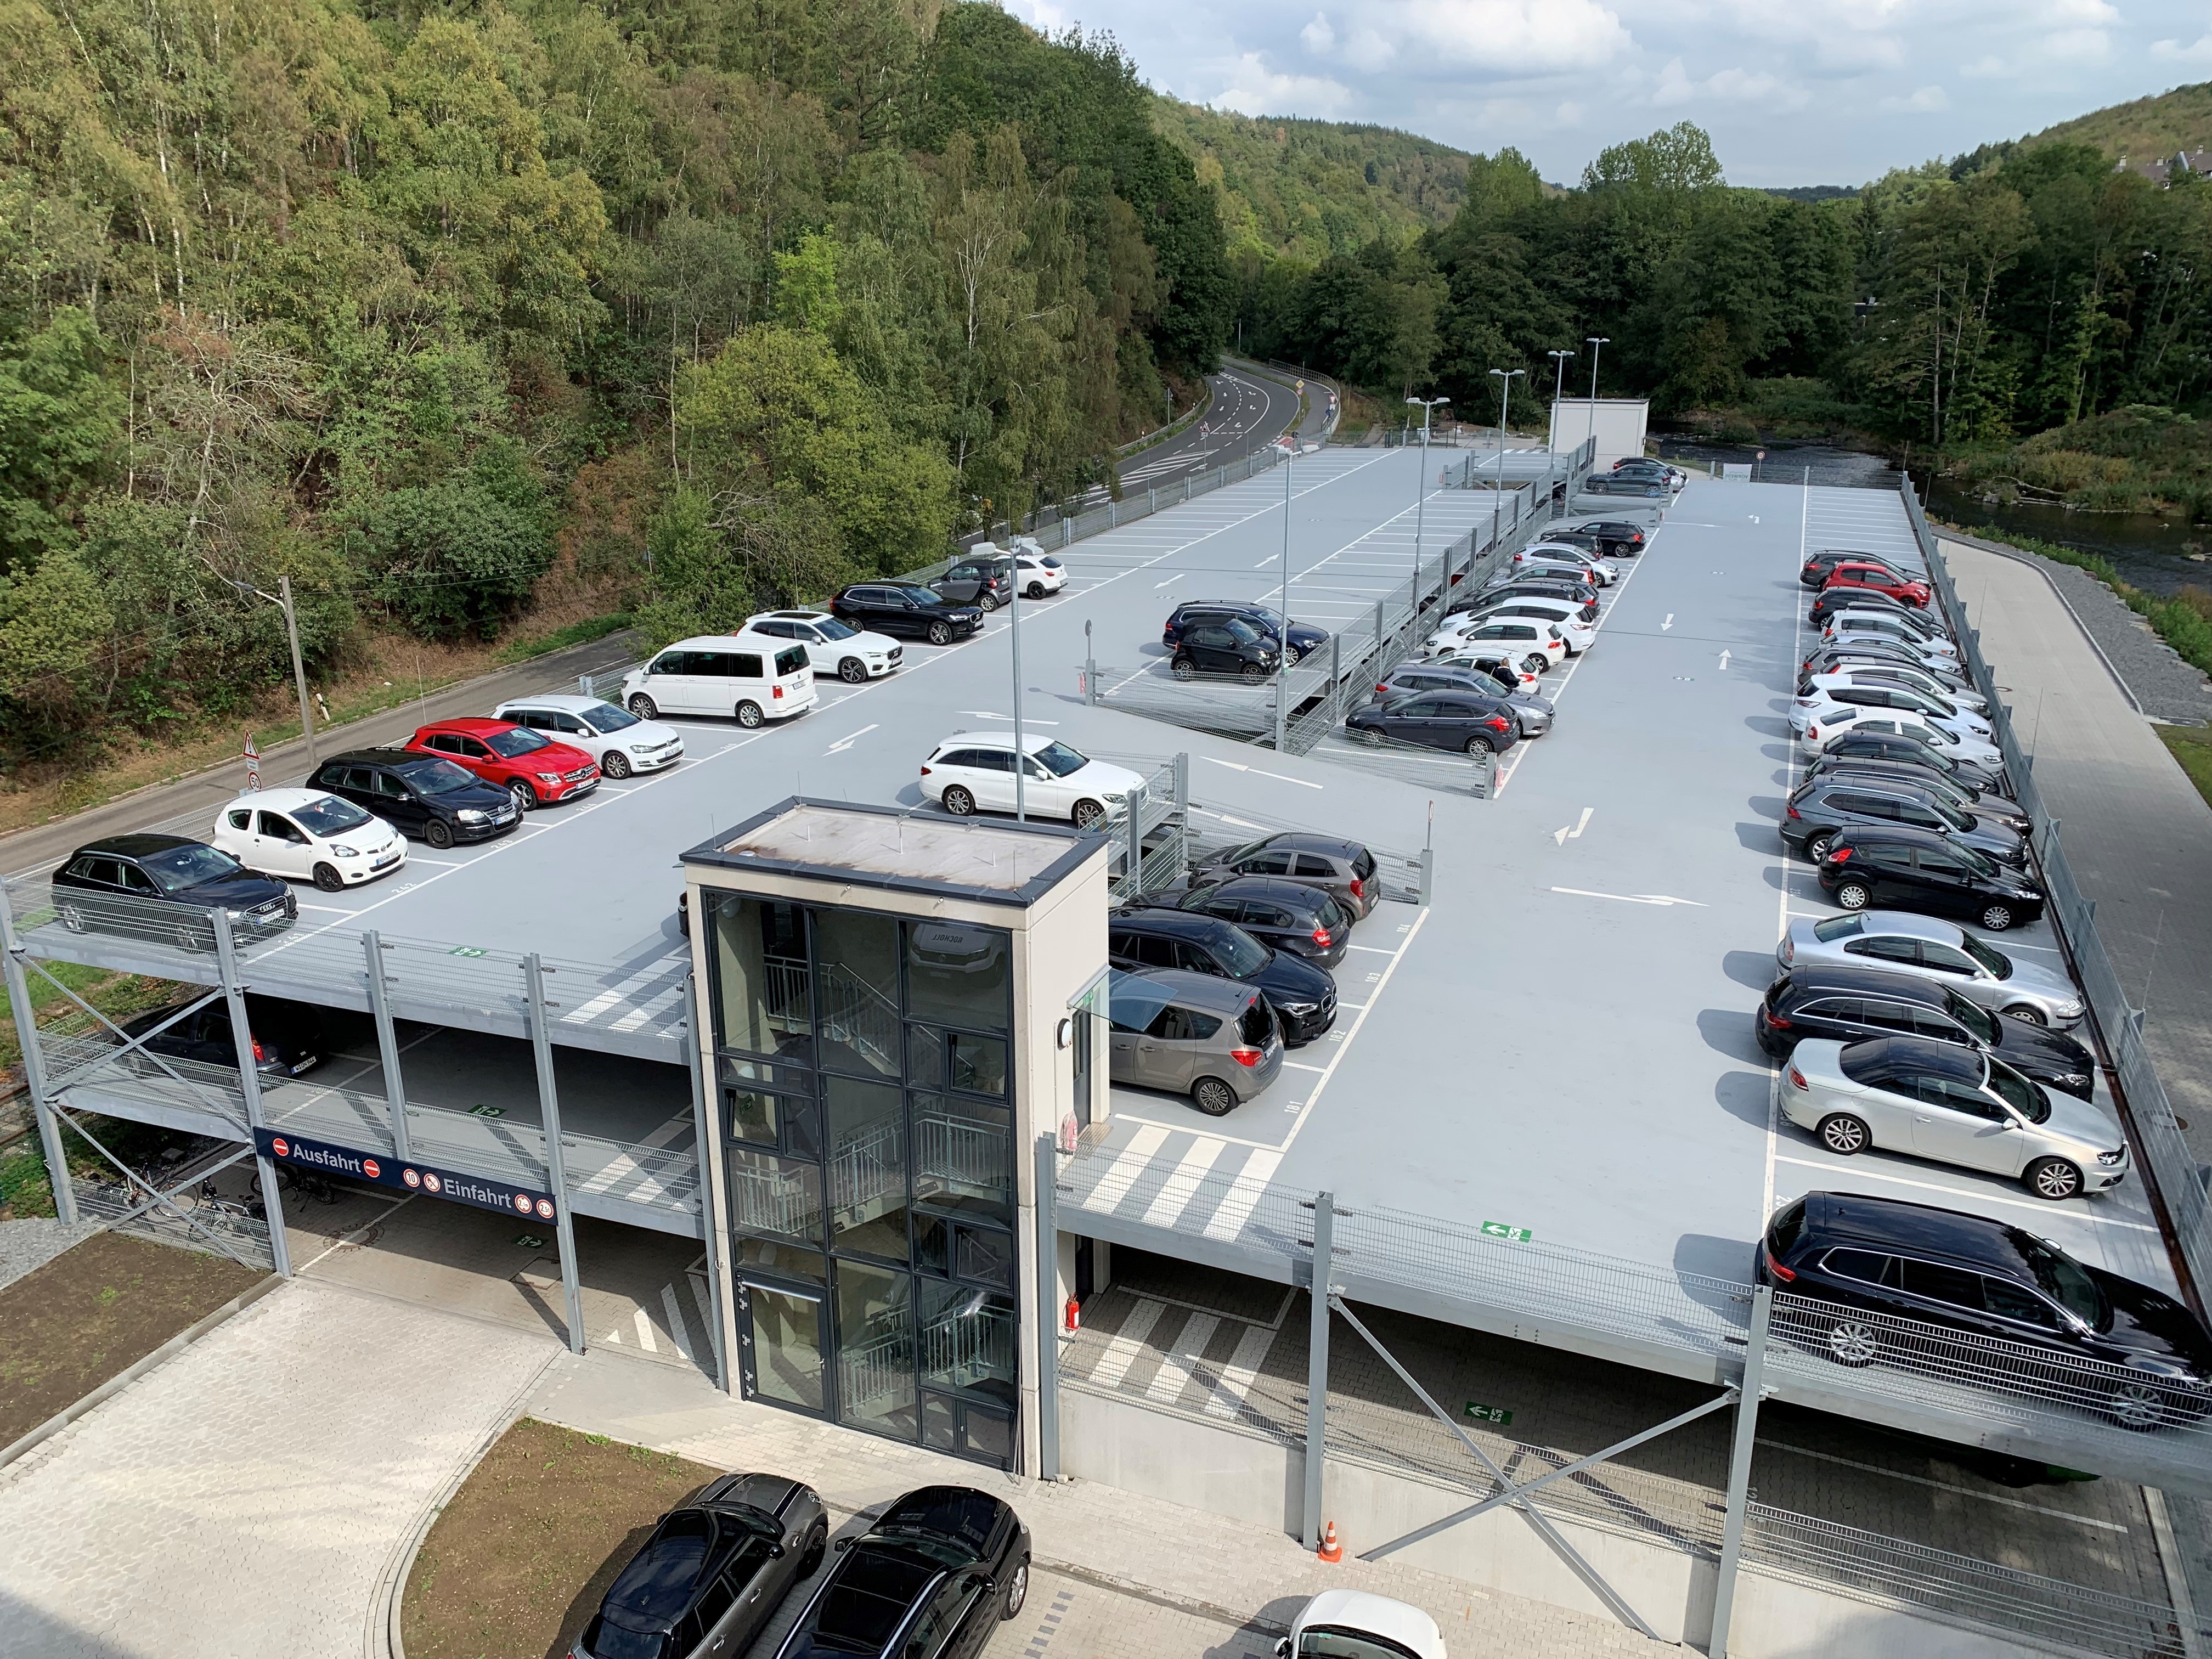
[1088,360,1322,504]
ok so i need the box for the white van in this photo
[622,637,816,727]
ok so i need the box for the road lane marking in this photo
[823,723,879,755]
[1550,887,1706,907]
[1770,1155,2155,1230]
[1201,757,1324,789]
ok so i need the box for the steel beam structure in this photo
[213,909,292,1278]
[2,901,77,1224]
[1706,1283,1774,1657]
[362,930,411,1162]
[681,980,728,1391]
[1036,1133,1062,1482]
[1302,1190,1335,1551]
[524,952,586,1353]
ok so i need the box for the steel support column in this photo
[524,953,586,1353]
[212,909,291,1278]
[1,902,76,1224]
[1125,783,1146,899]
[362,930,410,1161]
[1707,1283,1774,1657]
[1035,1133,1062,1482]
[682,979,729,1390]
[1302,1189,1335,1550]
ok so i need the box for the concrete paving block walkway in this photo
[529,1346,1662,1659]
[0,1278,558,1659]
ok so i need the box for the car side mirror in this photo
[768,1543,786,1559]
[834,1536,854,1552]
[966,1573,995,1593]
[1274,1640,1291,1659]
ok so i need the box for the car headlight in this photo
[2098,1148,2126,1166]
[1278,1000,1319,1015]
[2057,1000,2084,1018]
[330,843,361,858]
[1101,792,1127,804]
[458,808,488,823]
[537,771,563,784]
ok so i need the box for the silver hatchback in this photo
[1107,968,1284,1115]
[1778,910,2085,1028]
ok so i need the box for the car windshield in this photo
[894,585,941,605]
[1224,835,1278,865]
[396,758,479,795]
[1962,933,2012,977]
[1951,842,1998,877]
[809,615,859,640]
[1297,1628,1426,1659]
[1812,916,1864,943]
[292,795,374,836]
[1031,740,1090,777]
[585,1618,667,1659]
[1216,928,1272,978]
[581,701,641,733]
[1224,618,1262,645]
[2009,1232,2109,1330]
[140,843,243,892]
[1984,1058,2052,1124]
[484,727,551,758]
[1944,991,1997,1043]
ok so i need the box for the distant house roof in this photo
[2118,150,2212,185]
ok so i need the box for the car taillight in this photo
[1312,927,1332,947]
[772,684,784,698]
[1764,1248,1797,1283]
[1765,1011,1792,1029]
[1230,1046,1264,1067]
[1787,1065,1809,1090]
[1350,878,1365,899]
[1805,725,1819,739]
[1375,683,1389,695]
[919,765,931,775]
[1785,804,1801,819]
[251,1040,267,1062]
[1828,847,1852,862]
[1487,716,1510,732]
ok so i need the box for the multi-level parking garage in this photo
[7,444,2209,1658]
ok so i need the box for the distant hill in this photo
[1152,102,1472,262]
[1763,185,1858,202]
[2027,81,2212,161]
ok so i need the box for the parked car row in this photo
[1757,546,2212,1423]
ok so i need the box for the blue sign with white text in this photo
[253,1128,558,1223]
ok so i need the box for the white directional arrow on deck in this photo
[823,724,878,755]
[1661,614,1674,631]
[1717,650,1731,670]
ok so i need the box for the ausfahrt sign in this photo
[254,1128,557,1222]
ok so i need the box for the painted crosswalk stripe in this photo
[1146,1311,1220,1403]
[659,1284,697,1361]
[633,1307,659,1353]
[1071,1123,1169,1210]
[1087,1298,1165,1388]
[1203,1323,1279,1420]
[1139,1136,1224,1228]
[1200,1147,1282,1242]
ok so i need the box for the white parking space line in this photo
[1770,1154,2156,1230]
[1201,1322,1280,1420]
[632,1307,659,1353]
[1199,1148,1283,1241]
[1139,1137,1225,1228]
[1146,1311,1221,1402]
[1088,1297,1167,1387]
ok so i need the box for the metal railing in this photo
[1901,482,2212,1317]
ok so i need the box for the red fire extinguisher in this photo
[1064,1296,1080,1333]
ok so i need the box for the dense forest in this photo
[0,0,1235,773]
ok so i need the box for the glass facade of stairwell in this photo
[708,891,1022,1468]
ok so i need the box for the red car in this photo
[1820,561,1931,607]
[404,719,599,812]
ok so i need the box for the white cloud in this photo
[1960,53,2011,78]
[1300,13,1335,53]
[1651,55,1808,110]
[1206,53,1357,117]
[1299,0,1634,75]
[2155,33,2212,61]
[1880,84,1950,112]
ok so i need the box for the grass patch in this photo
[2,1146,56,1217]
[403,1417,721,1659]
[1936,521,2212,682]
[2157,721,2212,812]
[0,1231,262,1444]
[493,613,634,665]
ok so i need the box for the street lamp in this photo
[232,574,318,768]
[1547,351,1575,449]
[1584,336,1610,459]
[1404,396,1451,591]
[1488,369,1525,504]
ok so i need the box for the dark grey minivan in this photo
[1107,968,1283,1115]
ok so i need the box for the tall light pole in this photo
[1584,336,1610,458]
[1404,395,1450,591]
[1009,541,1026,822]
[233,575,318,768]
[1276,439,1295,753]
[1489,369,1524,504]
[1547,351,1575,449]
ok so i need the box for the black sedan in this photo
[1163,876,1352,969]
[574,1473,828,1659]
[1346,691,1520,756]
[1782,778,2025,866]
[1169,617,1279,682]
[1108,907,1337,1043]
[119,993,325,1079]
[1754,965,2096,1097]
[778,1486,1029,1659]
[1758,1192,2212,1428]
[1163,601,1328,663]
[1818,826,2045,932]
[830,583,985,646]
[1584,472,1666,498]
[310,750,520,849]
[52,834,295,950]
[931,557,1014,611]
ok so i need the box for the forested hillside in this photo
[0,0,1231,777]
[2029,82,2212,163]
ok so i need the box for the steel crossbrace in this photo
[23,961,248,1131]
[58,1110,269,1272]
[1358,1387,1739,1562]
[1330,1295,1662,1641]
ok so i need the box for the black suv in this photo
[1168,616,1279,682]
[931,557,1014,611]
[1818,826,2045,932]
[1754,966,2095,1096]
[1783,778,2024,866]
[1167,876,1352,969]
[1562,519,1648,556]
[1802,754,2024,823]
[52,834,294,948]
[1188,831,1379,919]
[1163,602,1328,663]
[1346,690,1521,755]
[830,583,985,645]
[1757,1192,2212,1428]
[1820,730,2005,795]
[777,1486,1030,1659]
[119,993,325,1079]
[1108,907,1336,1043]
[309,750,519,850]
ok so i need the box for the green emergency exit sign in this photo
[1481,1221,1532,1243]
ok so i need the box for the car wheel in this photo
[942,786,977,816]
[1805,832,1835,861]
[425,819,455,850]
[927,620,953,645]
[838,657,867,683]
[998,1556,1030,1622]
[1071,798,1107,831]
[1357,726,1385,747]
[1835,881,1872,911]
[2002,1003,2047,1027]
[1172,656,1197,680]
[2027,1156,2083,1201]
[1239,663,1266,685]
[1818,1113,1870,1155]
[627,693,659,719]
[1283,646,1302,666]
[1979,904,2016,931]
[601,751,632,780]
[797,1521,828,1578]
[59,902,87,933]
[1026,582,1047,599]
[509,779,538,814]
[1825,1319,1880,1367]
[735,701,764,728]
[2108,1380,2175,1432]
[1463,736,1494,757]
[1192,1076,1239,1116]
[312,863,345,893]
[1522,655,1547,675]
[977,592,998,612]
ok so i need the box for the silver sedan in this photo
[1780,1035,2128,1200]
[1778,910,2084,1028]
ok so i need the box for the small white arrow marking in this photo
[824,723,878,754]
[1551,887,1707,907]
[1750,515,1761,524]
[1661,614,1674,631]
[1718,650,1731,670]
[1202,756,1323,789]
[1554,805,1594,844]
[1155,573,1183,588]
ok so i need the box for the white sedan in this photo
[1275,1591,1444,1659]
[493,693,684,778]
[740,610,902,682]
[213,788,408,892]
[1800,706,2005,771]
[921,732,1145,829]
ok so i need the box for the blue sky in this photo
[1005,0,2212,187]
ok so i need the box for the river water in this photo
[1648,436,2212,596]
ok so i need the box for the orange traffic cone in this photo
[1317,1521,1344,1564]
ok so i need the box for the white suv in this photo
[921,732,1145,829]
[740,610,901,683]
[493,693,684,779]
